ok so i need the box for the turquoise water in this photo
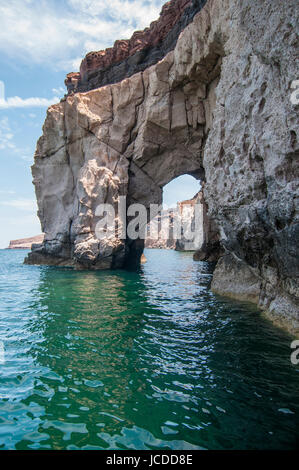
[0,248,298,450]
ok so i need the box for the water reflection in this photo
[0,249,298,450]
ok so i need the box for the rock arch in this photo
[25,0,298,333]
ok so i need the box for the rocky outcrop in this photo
[65,0,207,94]
[26,0,298,333]
[175,191,205,251]
[193,188,221,262]
[8,234,44,250]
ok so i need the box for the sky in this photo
[0,0,200,248]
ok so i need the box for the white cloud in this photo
[68,0,163,27]
[0,0,165,71]
[0,190,16,195]
[0,117,16,150]
[0,81,4,100]
[0,198,37,212]
[0,80,59,109]
[0,95,59,109]
[0,115,33,157]
[52,87,65,96]
[21,155,34,162]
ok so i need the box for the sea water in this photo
[0,249,298,450]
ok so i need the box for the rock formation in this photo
[25,0,298,333]
[175,191,205,252]
[192,189,221,262]
[8,234,44,250]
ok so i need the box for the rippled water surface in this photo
[0,249,298,450]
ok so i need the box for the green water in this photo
[0,248,298,450]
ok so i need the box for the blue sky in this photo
[0,0,200,248]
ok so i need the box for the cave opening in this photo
[124,167,219,270]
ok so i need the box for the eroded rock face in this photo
[175,192,205,252]
[26,0,298,332]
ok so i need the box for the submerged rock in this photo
[25,0,299,333]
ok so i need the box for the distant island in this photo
[7,234,44,250]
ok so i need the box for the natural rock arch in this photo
[27,26,222,270]
[25,0,298,333]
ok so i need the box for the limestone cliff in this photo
[25,0,298,333]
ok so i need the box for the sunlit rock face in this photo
[192,189,220,262]
[175,192,205,252]
[26,0,298,332]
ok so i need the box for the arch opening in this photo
[144,174,202,252]
[124,171,221,269]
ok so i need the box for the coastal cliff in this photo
[25,0,298,333]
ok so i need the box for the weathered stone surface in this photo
[211,254,261,304]
[175,192,205,252]
[193,217,221,261]
[26,0,299,333]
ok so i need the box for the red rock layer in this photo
[65,0,192,89]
